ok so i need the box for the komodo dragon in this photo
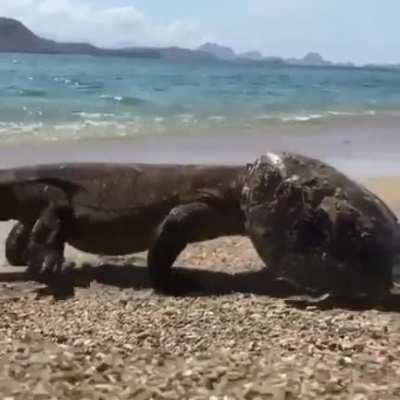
[0,153,398,298]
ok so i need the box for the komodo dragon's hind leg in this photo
[27,203,73,277]
[5,222,33,266]
[148,201,242,293]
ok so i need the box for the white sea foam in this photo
[282,114,324,122]
[53,77,72,84]
[53,77,70,83]
[0,107,391,146]
[253,110,381,123]
[0,122,43,136]
[177,114,198,125]
[100,94,123,102]
[326,110,376,117]
[327,111,355,116]
[53,123,81,131]
[72,112,116,119]
[253,113,327,123]
[207,115,227,122]
[254,114,275,121]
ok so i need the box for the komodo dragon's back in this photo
[0,162,244,211]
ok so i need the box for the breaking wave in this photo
[100,94,148,106]
[0,108,393,145]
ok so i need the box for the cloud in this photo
[0,0,205,48]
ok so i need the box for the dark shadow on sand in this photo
[2,263,400,312]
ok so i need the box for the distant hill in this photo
[196,43,338,67]
[156,46,216,62]
[1,17,398,69]
[285,52,332,67]
[238,51,263,61]
[301,52,330,66]
[0,17,215,61]
[197,42,236,60]
[0,17,99,54]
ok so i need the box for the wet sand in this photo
[0,113,398,173]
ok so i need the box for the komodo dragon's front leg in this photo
[27,203,73,276]
[148,201,244,292]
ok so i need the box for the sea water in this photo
[0,53,400,143]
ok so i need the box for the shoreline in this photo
[0,113,399,173]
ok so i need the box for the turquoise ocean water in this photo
[1,53,400,142]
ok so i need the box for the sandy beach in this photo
[0,116,399,399]
[1,237,400,399]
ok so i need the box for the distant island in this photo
[195,43,360,68]
[0,17,215,61]
[1,17,399,70]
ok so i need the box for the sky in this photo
[1,0,399,64]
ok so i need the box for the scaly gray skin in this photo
[0,162,246,291]
[0,153,399,297]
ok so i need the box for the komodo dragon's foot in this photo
[26,204,73,279]
[5,222,32,266]
[27,244,73,278]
